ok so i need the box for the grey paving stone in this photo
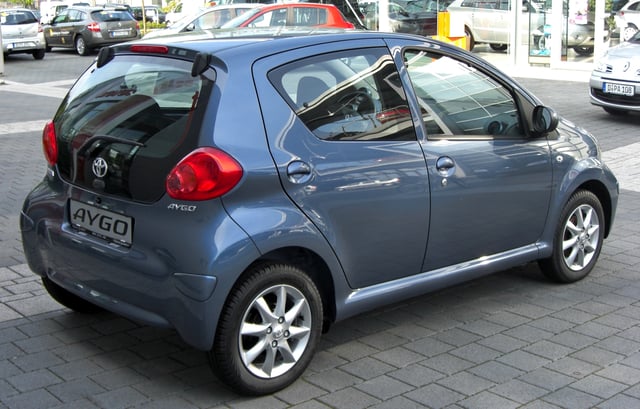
[596,364,640,385]
[449,343,502,364]
[542,387,603,409]
[372,346,425,368]
[91,386,149,409]
[570,374,628,399]
[6,369,61,392]
[458,391,520,409]
[305,368,360,392]
[1,388,62,409]
[517,368,575,391]
[317,387,380,409]
[477,333,528,354]
[491,379,548,404]
[544,357,601,379]
[273,380,327,406]
[468,361,525,384]
[597,394,640,409]
[47,378,106,403]
[497,351,552,373]
[570,346,625,367]
[404,383,465,409]
[524,340,573,361]
[354,375,414,400]
[339,357,395,380]
[387,363,445,387]
[436,371,495,396]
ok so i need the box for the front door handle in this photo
[436,156,455,177]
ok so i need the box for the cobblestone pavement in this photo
[1,56,639,409]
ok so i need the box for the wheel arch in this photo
[232,247,337,331]
[576,179,614,238]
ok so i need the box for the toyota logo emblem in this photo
[92,158,108,178]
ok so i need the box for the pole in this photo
[0,18,5,83]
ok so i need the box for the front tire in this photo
[539,190,605,283]
[210,263,323,395]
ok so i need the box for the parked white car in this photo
[615,0,640,41]
[0,8,46,59]
[143,4,258,39]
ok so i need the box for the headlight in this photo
[593,52,609,73]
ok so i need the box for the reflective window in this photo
[404,49,523,139]
[269,48,416,141]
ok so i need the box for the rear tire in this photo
[490,43,507,51]
[465,27,475,51]
[539,190,605,283]
[75,36,91,56]
[210,263,323,395]
[33,49,45,60]
[42,277,102,313]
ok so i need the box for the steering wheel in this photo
[329,88,374,118]
[484,114,521,137]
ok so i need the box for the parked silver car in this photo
[590,30,640,114]
[0,8,46,59]
[21,29,618,395]
[447,0,600,54]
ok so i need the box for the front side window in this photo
[269,47,416,141]
[404,49,523,139]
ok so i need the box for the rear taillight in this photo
[87,22,101,32]
[42,120,58,166]
[166,147,243,201]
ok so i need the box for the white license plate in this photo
[110,30,130,38]
[603,82,634,96]
[69,200,133,246]
[12,42,32,48]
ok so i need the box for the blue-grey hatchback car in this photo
[21,29,618,395]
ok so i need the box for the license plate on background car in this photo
[603,82,635,96]
[69,199,133,246]
[11,42,32,49]
[110,30,130,38]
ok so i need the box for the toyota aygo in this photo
[21,29,618,395]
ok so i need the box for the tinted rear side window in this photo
[55,55,214,203]
[269,47,416,141]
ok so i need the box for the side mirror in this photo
[185,22,196,31]
[532,105,559,135]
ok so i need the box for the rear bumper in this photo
[20,181,259,350]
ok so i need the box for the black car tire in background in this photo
[75,36,91,56]
[210,263,323,395]
[42,277,102,313]
[33,49,45,59]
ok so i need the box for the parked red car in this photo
[220,3,355,29]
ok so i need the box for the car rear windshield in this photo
[0,10,38,25]
[54,54,214,203]
[91,9,135,22]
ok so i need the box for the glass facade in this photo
[354,0,614,72]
